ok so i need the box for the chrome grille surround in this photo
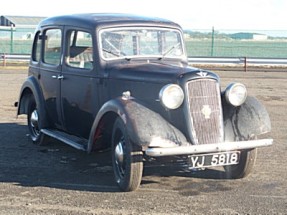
[185,79,224,145]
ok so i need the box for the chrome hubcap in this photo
[30,109,40,137]
[115,138,125,178]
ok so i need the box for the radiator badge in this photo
[201,105,211,119]
[197,71,208,77]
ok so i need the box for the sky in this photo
[1,0,286,31]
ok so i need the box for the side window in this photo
[31,31,41,62]
[43,29,62,65]
[66,30,93,69]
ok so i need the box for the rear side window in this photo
[31,31,41,62]
[66,30,93,69]
[43,29,62,65]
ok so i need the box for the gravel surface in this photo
[0,68,286,214]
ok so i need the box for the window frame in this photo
[31,31,42,63]
[65,29,94,70]
[98,26,186,61]
[42,28,63,66]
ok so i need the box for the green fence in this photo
[1,28,287,58]
[0,27,34,54]
[184,29,287,58]
[185,39,287,58]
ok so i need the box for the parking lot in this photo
[0,68,286,214]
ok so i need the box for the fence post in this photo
[244,57,247,72]
[10,25,14,54]
[2,54,6,67]
[211,26,215,56]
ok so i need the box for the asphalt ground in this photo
[0,67,286,214]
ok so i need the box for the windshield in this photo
[99,27,185,60]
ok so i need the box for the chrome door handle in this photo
[52,75,64,80]
[57,75,64,80]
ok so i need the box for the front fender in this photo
[87,97,187,152]
[223,96,271,141]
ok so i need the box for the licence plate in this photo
[188,151,240,169]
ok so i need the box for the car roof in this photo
[38,13,182,30]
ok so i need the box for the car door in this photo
[39,27,64,129]
[60,28,100,139]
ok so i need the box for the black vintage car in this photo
[16,13,273,191]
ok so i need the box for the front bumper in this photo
[145,139,273,157]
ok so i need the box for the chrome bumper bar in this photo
[145,139,273,157]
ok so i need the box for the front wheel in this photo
[112,117,143,192]
[224,148,257,179]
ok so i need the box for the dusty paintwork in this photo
[16,13,272,191]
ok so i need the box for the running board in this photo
[41,129,87,151]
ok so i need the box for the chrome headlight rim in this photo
[159,84,184,110]
[225,82,247,107]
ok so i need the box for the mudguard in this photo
[17,76,49,128]
[223,96,271,141]
[87,97,188,152]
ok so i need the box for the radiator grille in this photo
[186,79,223,145]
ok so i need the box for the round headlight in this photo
[225,83,247,106]
[159,84,184,109]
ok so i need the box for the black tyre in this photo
[224,148,257,179]
[27,96,50,145]
[112,117,143,192]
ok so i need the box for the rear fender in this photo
[87,97,187,152]
[17,76,49,127]
[223,96,271,141]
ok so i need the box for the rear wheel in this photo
[27,96,50,145]
[112,117,143,191]
[224,148,257,179]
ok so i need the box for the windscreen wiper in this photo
[158,43,180,60]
